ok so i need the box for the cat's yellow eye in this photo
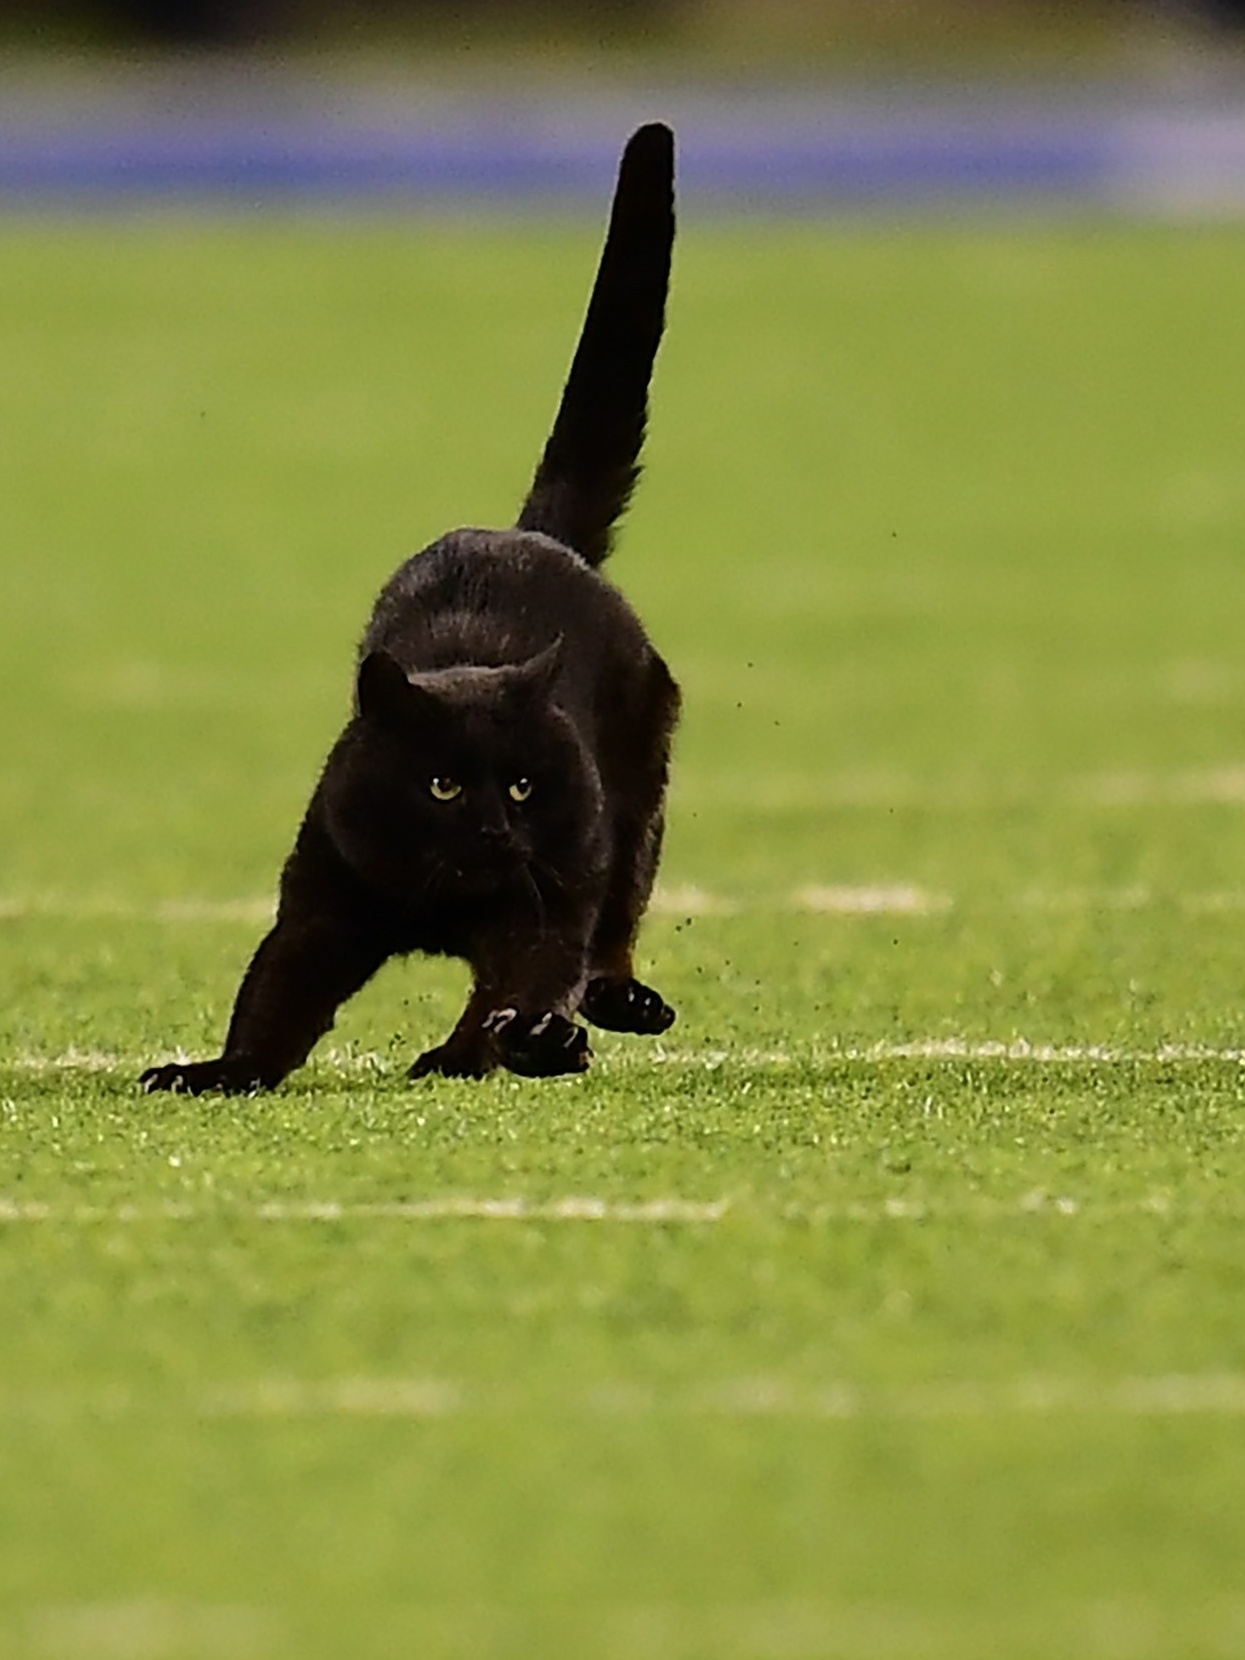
[508,778,534,803]
[429,777,462,802]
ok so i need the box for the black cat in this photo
[141,122,680,1094]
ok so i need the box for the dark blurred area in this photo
[118,0,663,47]
[0,0,1242,51]
[0,0,665,47]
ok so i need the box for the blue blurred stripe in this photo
[0,95,1240,208]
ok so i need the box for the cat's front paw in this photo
[139,1057,269,1096]
[484,1008,591,1078]
[408,1037,496,1081]
[580,976,676,1035]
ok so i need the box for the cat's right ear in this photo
[356,651,438,727]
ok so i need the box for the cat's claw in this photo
[139,1058,269,1096]
[580,976,676,1035]
[484,1007,592,1077]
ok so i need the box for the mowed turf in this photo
[4,214,1245,1659]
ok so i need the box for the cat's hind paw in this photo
[139,1057,270,1096]
[580,976,676,1035]
[484,1008,591,1078]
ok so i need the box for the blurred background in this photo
[7,2,1245,212]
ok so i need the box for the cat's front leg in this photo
[409,983,500,1079]
[411,990,591,1082]
[477,925,596,1078]
[141,912,389,1095]
[413,922,593,1082]
[481,1006,591,1078]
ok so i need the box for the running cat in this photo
[141,122,679,1093]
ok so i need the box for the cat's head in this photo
[321,640,602,901]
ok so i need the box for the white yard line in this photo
[10,1040,1245,1075]
[0,896,274,922]
[657,883,953,915]
[0,1191,1225,1226]
[648,884,739,916]
[254,1197,730,1223]
[693,1372,1245,1420]
[13,1371,1245,1423]
[793,885,952,915]
[9,883,1245,922]
[674,766,1245,810]
[1076,766,1245,805]
[18,1595,1245,1660]
[204,1370,1245,1421]
[840,1039,1245,1063]
[0,1196,730,1225]
[201,1377,462,1417]
[21,1600,279,1660]
[8,1049,128,1072]
[639,1040,1245,1066]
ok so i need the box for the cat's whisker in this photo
[405,856,454,912]
[520,864,550,935]
[530,856,570,896]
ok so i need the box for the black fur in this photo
[141,123,680,1095]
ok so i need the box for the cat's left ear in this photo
[357,650,442,727]
[512,636,564,698]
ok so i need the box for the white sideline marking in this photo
[202,1377,460,1418]
[794,884,952,915]
[0,1196,730,1225]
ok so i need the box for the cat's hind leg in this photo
[581,973,674,1035]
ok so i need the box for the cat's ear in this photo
[356,651,441,727]
[512,635,564,699]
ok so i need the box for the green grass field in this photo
[5,213,1245,1659]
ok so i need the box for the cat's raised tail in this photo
[516,122,674,569]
